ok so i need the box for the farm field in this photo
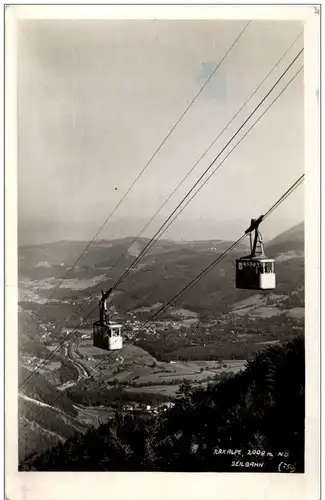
[126,385,180,397]
[75,338,246,391]
[125,359,245,385]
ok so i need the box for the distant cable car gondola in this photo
[93,289,123,351]
[236,216,276,290]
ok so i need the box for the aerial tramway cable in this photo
[32,33,303,344]
[29,33,303,348]
[22,173,305,430]
[140,176,305,323]
[112,49,303,290]
[31,21,251,322]
[97,32,303,282]
[23,20,251,354]
[19,46,302,390]
[135,64,303,259]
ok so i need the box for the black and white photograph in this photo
[5,5,319,488]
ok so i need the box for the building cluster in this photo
[121,401,175,415]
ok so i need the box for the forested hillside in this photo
[20,336,305,472]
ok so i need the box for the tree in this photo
[177,379,192,400]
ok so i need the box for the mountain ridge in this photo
[19,216,304,246]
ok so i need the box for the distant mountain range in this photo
[19,215,303,246]
[18,220,304,312]
[18,221,304,270]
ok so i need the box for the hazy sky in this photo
[18,19,304,244]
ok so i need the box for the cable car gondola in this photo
[236,216,276,290]
[93,289,123,351]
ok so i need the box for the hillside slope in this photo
[18,311,88,462]
[18,222,304,324]
[267,222,304,256]
[268,222,304,246]
[111,222,304,317]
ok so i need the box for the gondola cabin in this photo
[235,216,276,291]
[93,321,123,351]
[92,289,123,351]
[235,257,275,290]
